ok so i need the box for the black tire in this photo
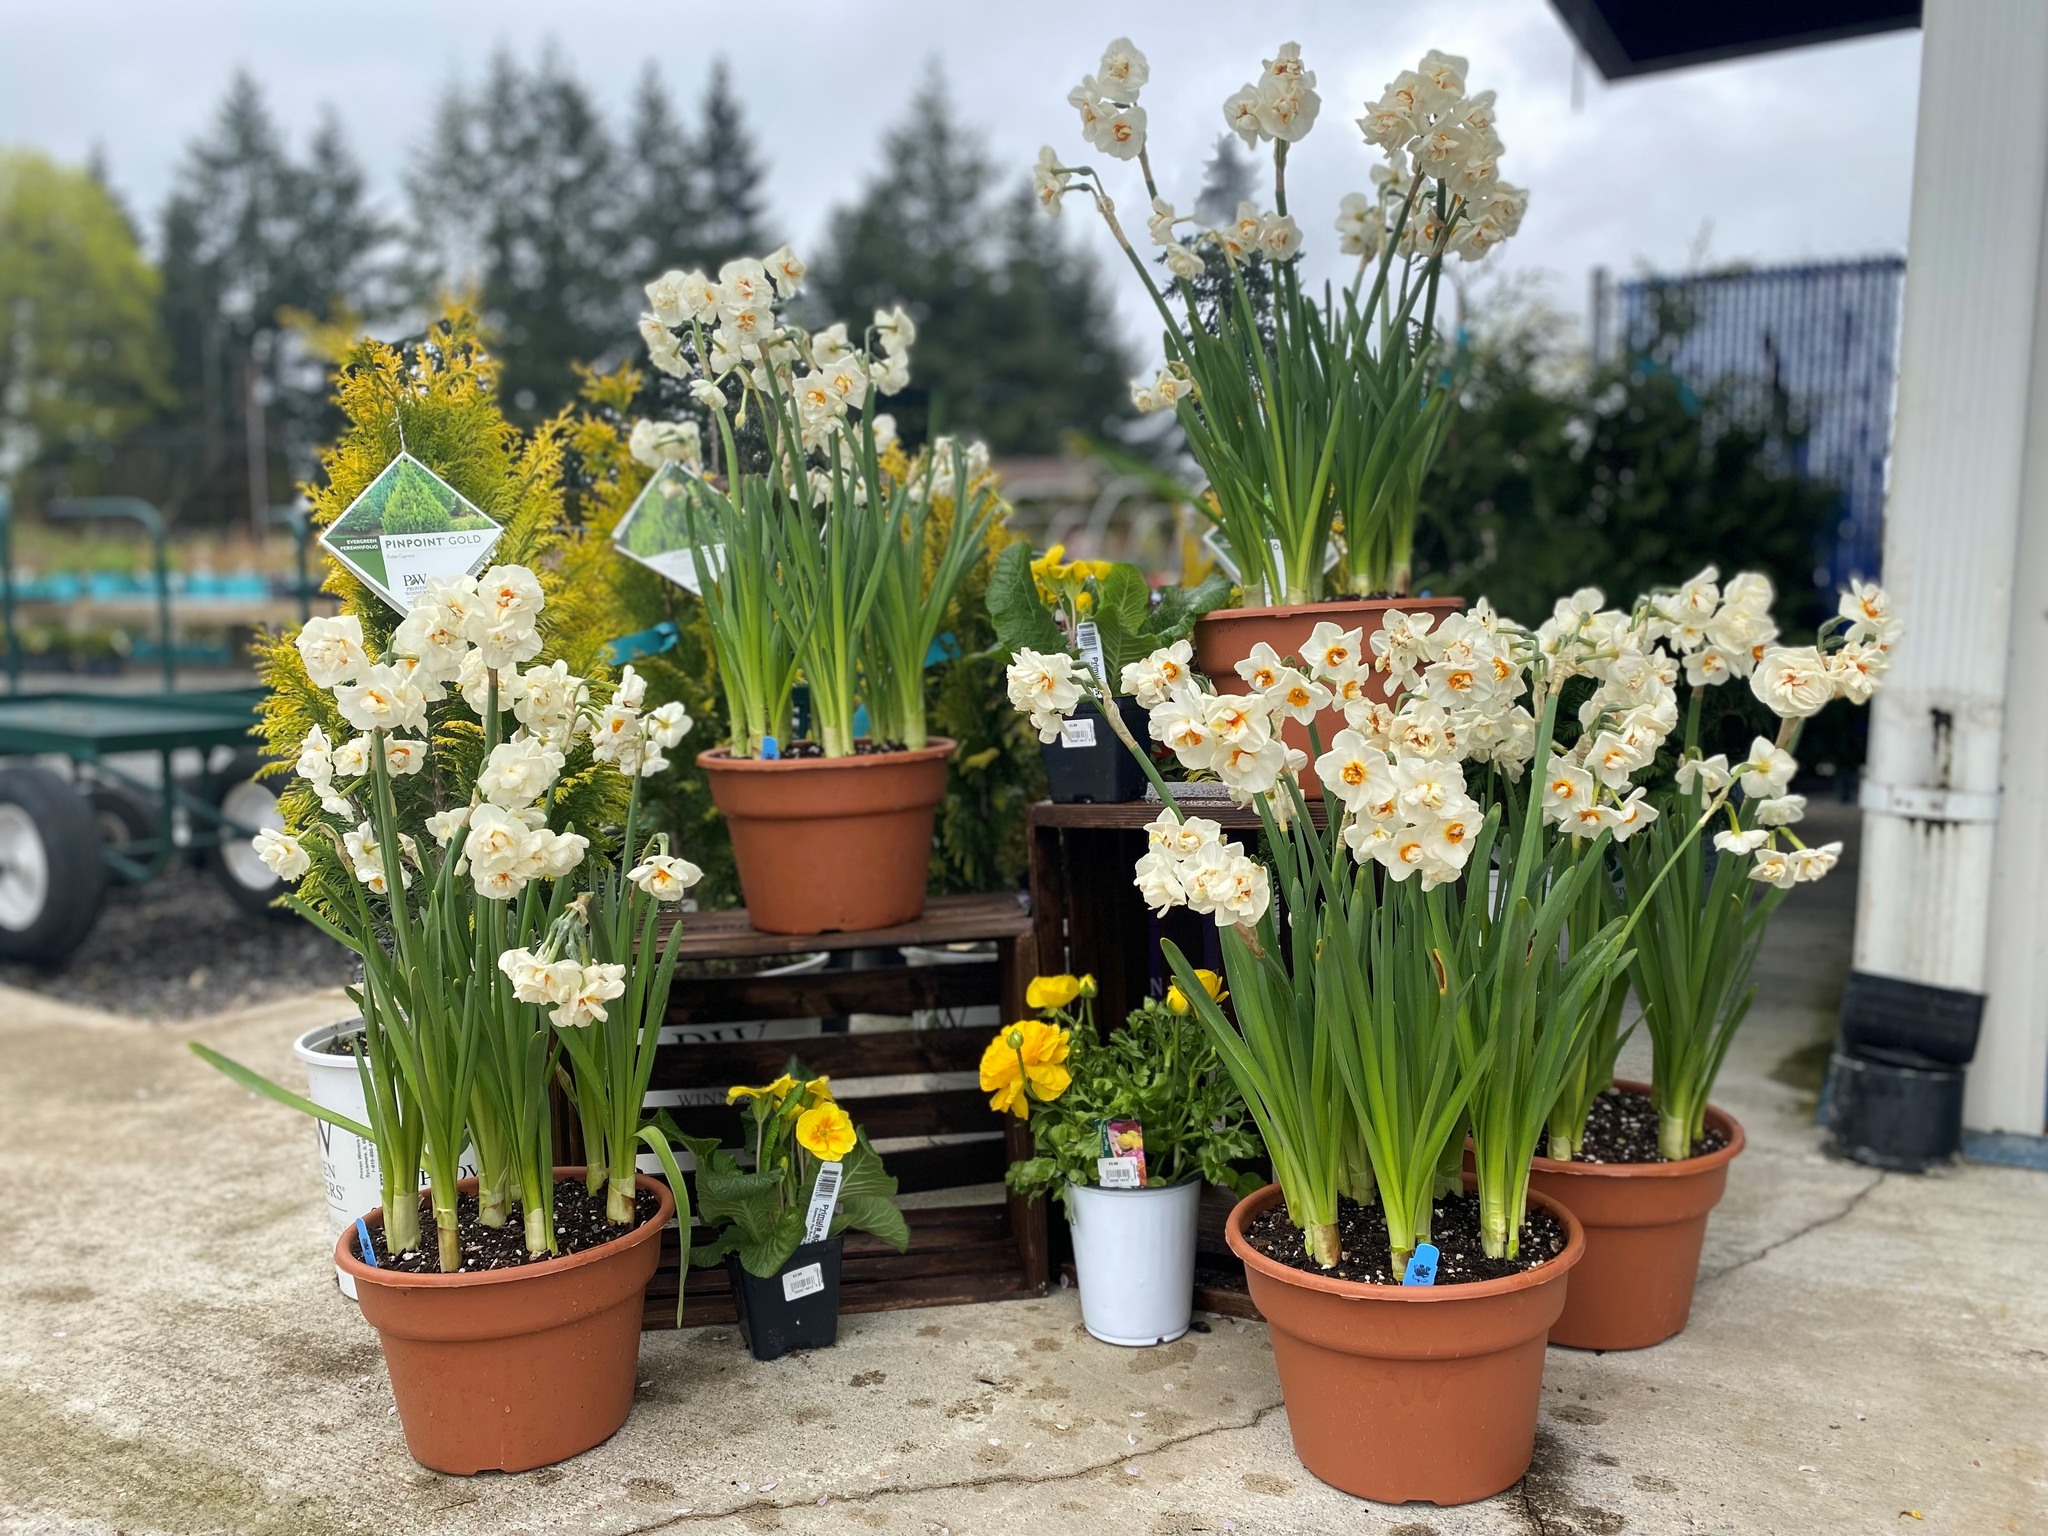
[0,765,106,965]
[205,748,289,917]
[87,782,160,885]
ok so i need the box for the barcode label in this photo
[1073,621,1109,686]
[1059,717,1097,749]
[803,1162,843,1244]
[1097,1156,1143,1189]
[782,1262,825,1301]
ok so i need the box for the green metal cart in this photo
[0,493,298,964]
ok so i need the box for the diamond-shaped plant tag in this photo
[612,462,724,594]
[319,452,503,614]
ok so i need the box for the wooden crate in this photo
[1028,798,1299,1321]
[636,892,1050,1330]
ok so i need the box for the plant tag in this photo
[1096,1156,1143,1189]
[1401,1242,1440,1286]
[355,1216,379,1267]
[1098,1119,1146,1186]
[319,452,503,614]
[611,462,727,593]
[760,735,780,760]
[1201,527,1240,583]
[1073,620,1109,686]
[1059,716,1097,749]
[803,1161,843,1244]
[782,1261,826,1302]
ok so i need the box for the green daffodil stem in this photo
[1305,1221,1341,1270]
[524,1202,549,1256]
[608,1173,637,1225]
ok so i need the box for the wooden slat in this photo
[665,962,999,1025]
[884,1136,1008,1194]
[651,1087,991,1144]
[646,1267,1048,1329]
[647,1027,987,1089]
[658,891,1030,959]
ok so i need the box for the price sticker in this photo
[1073,620,1109,686]
[1096,1156,1143,1189]
[803,1162,843,1244]
[1059,716,1098,749]
[782,1262,826,1301]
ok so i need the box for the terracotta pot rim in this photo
[335,1166,675,1293]
[1224,1181,1584,1304]
[1201,595,1466,624]
[697,737,955,774]
[1530,1079,1747,1180]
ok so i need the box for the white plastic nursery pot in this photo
[295,1019,475,1297]
[1066,1178,1202,1347]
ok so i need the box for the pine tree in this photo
[691,59,772,269]
[157,74,385,526]
[810,68,1132,453]
[1194,133,1257,227]
[408,52,630,423]
[623,64,703,282]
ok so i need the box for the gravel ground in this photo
[0,860,356,1019]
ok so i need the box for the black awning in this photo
[1548,0,1920,80]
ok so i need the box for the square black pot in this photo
[1040,697,1151,804]
[726,1235,843,1361]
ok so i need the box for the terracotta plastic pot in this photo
[1194,598,1465,788]
[337,1166,673,1475]
[1226,1181,1583,1506]
[1528,1080,1745,1351]
[700,739,953,935]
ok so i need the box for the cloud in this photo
[0,0,1919,342]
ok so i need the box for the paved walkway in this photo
[3,806,2044,1535]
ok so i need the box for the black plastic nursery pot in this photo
[727,1236,844,1361]
[1038,697,1151,804]
[1825,1048,1968,1171]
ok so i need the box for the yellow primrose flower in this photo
[803,1075,834,1104]
[795,1101,857,1161]
[1025,973,1096,1011]
[1072,560,1115,581]
[980,1019,1072,1117]
[726,1074,800,1106]
[1166,969,1228,1014]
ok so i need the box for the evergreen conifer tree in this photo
[690,60,772,269]
[810,68,1131,453]
[623,64,703,279]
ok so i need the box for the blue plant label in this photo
[604,621,679,666]
[356,1217,380,1268]
[1402,1243,1439,1286]
[760,735,781,760]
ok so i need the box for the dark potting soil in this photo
[776,738,911,759]
[1563,1086,1729,1165]
[356,1178,660,1274]
[1244,1191,1569,1287]
[314,1031,364,1058]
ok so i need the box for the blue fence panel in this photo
[1610,256,1905,589]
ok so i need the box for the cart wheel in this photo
[0,765,106,965]
[206,750,287,917]
[88,783,159,885]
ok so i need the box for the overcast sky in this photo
[2,0,1922,354]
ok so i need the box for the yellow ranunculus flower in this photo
[1026,974,1083,1011]
[795,1102,856,1161]
[979,1019,1073,1117]
[1165,968,1228,1015]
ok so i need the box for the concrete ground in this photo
[3,805,2044,1536]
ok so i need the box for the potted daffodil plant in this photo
[632,247,1002,934]
[1528,569,1898,1352]
[987,542,1230,802]
[986,972,1259,1346]
[1006,571,1768,1503]
[1032,38,1522,691]
[194,561,702,1477]
[670,1070,908,1361]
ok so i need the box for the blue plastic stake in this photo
[760,735,780,760]
[356,1217,380,1267]
[1401,1242,1439,1287]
